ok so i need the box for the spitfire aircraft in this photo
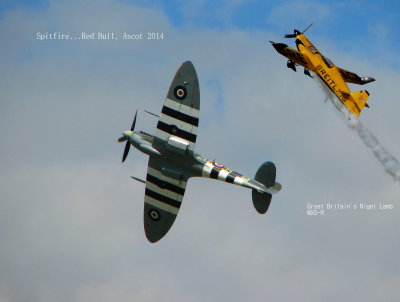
[270,24,375,116]
[118,61,282,243]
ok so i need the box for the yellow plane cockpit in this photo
[322,56,334,68]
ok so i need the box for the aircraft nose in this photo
[122,130,133,137]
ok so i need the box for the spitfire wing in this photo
[143,156,188,243]
[271,43,313,69]
[153,61,200,154]
[143,61,199,242]
[338,67,375,85]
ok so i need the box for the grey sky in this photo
[1,0,399,301]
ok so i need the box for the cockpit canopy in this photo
[322,55,334,68]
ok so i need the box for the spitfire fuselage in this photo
[126,130,279,194]
[128,131,161,157]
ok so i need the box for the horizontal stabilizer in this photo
[252,162,276,214]
[252,190,272,214]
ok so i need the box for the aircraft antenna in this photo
[144,110,160,118]
[131,176,146,183]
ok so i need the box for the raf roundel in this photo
[212,161,225,168]
[149,209,161,221]
[174,85,187,100]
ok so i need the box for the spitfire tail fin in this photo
[252,162,276,214]
[351,90,370,115]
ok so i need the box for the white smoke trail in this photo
[313,74,400,183]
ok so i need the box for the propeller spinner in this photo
[284,30,301,38]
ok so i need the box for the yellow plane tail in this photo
[350,90,370,116]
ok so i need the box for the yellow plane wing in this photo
[270,42,313,70]
[337,67,375,85]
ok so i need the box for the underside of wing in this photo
[153,61,200,155]
[271,43,313,69]
[338,67,375,85]
[143,157,188,243]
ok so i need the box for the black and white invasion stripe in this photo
[155,98,200,151]
[144,166,187,215]
[202,162,245,186]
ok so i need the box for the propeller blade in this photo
[130,110,138,131]
[120,110,137,162]
[122,141,130,162]
[285,29,302,38]
[302,23,313,34]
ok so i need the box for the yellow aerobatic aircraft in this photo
[270,24,375,116]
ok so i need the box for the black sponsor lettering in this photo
[318,67,346,102]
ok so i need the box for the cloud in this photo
[1,1,400,302]
[267,1,333,30]
[174,0,247,28]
